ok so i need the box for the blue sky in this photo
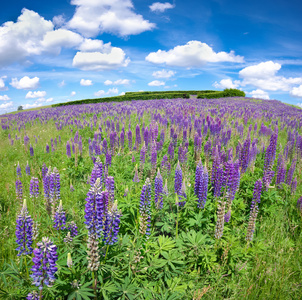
[1,0,302,113]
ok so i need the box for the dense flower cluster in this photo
[139,178,152,237]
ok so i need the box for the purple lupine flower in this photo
[90,158,103,188]
[195,161,209,209]
[154,169,163,209]
[163,179,169,196]
[26,291,39,300]
[103,201,121,245]
[30,237,58,289]
[286,160,296,186]
[140,142,147,165]
[263,128,278,173]
[297,197,302,213]
[240,134,250,173]
[150,140,157,168]
[53,200,66,230]
[46,144,50,153]
[161,154,171,174]
[263,170,275,191]
[42,163,48,178]
[246,179,262,241]
[102,138,108,154]
[26,161,30,176]
[17,162,22,177]
[132,155,135,163]
[174,161,182,195]
[144,128,149,148]
[168,142,174,161]
[133,165,140,182]
[16,179,23,202]
[213,164,224,198]
[30,177,39,198]
[30,144,34,156]
[136,124,141,147]
[106,150,112,167]
[66,141,71,158]
[224,210,231,223]
[84,178,107,237]
[49,168,60,201]
[128,129,133,150]
[16,199,33,256]
[291,177,297,195]
[139,178,152,237]
[105,176,115,204]
[177,180,187,207]
[120,131,125,148]
[67,221,78,237]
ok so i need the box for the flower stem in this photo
[92,270,98,299]
[104,244,110,262]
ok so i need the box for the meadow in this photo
[0,96,301,299]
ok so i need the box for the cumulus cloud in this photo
[41,28,83,54]
[148,80,165,86]
[80,79,93,86]
[0,76,8,91]
[105,79,130,85]
[152,69,175,78]
[25,90,46,99]
[213,79,240,89]
[0,101,13,110]
[52,15,65,28]
[0,9,53,67]
[104,80,113,85]
[46,97,54,102]
[290,85,302,98]
[10,76,40,90]
[73,46,130,71]
[149,2,175,12]
[94,87,119,97]
[68,0,155,37]
[120,92,125,95]
[239,61,302,91]
[79,39,108,52]
[249,89,270,100]
[0,95,10,101]
[71,91,76,96]
[146,41,244,68]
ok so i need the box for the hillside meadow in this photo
[0,96,301,299]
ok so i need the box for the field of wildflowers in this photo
[0,96,301,299]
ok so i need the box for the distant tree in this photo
[17,106,23,111]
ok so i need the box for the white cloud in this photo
[148,80,165,86]
[79,38,107,52]
[80,79,93,86]
[152,69,175,78]
[25,90,46,99]
[290,85,302,98]
[23,102,43,109]
[213,79,240,89]
[58,80,66,87]
[0,76,8,91]
[71,91,76,96]
[120,92,125,95]
[52,15,65,28]
[146,41,244,68]
[105,79,130,85]
[0,95,10,101]
[239,61,302,91]
[0,9,53,67]
[239,61,281,79]
[249,89,270,100]
[41,28,83,54]
[10,76,40,90]
[149,2,175,12]
[0,101,13,109]
[46,97,54,102]
[68,0,155,37]
[297,103,302,108]
[72,47,130,71]
[94,87,119,97]
[104,80,113,85]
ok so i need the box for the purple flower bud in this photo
[16,162,22,177]
[30,177,39,198]
[53,200,66,230]
[154,169,163,209]
[174,161,182,195]
[30,144,34,156]
[66,141,71,158]
[26,161,30,176]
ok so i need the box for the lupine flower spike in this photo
[16,199,33,256]
[30,237,58,289]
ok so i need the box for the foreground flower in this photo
[154,169,163,209]
[103,201,121,245]
[16,199,33,256]
[139,178,152,237]
[53,200,66,230]
[30,237,58,289]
